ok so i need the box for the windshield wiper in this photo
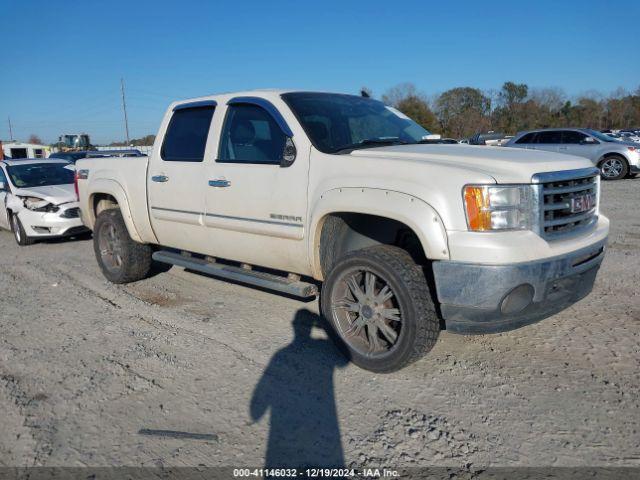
[333,137,409,154]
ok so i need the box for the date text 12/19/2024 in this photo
[233,468,399,478]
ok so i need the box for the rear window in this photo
[161,106,215,162]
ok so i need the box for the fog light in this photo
[500,284,534,314]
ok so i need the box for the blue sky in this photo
[1,0,639,144]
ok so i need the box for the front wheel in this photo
[320,245,440,373]
[599,156,628,180]
[93,208,153,283]
[11,213,34,246]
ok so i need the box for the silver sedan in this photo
[505,128,640,180]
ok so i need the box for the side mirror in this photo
[280,137,296,168]
[581,137,598,145]
[0,181,5,191]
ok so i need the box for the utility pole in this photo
[120,78,130,145]
[8,116,13,141]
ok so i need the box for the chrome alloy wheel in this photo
[330,267,403,356]
[98,221,124,272]
[11,215,21,243]
[601,158,623,178]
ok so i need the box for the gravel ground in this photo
[0,179,638,470]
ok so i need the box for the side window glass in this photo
[218,105,287,164]
[561,131,587,144]
[161,106,215,162]
[515,133,536,144]
[536,131,562,144]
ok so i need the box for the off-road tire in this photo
[11,213,35,246]
[599,155,628,181]
[320,245,440,373]
[93,208,153,284]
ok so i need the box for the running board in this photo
[152,250,318,299]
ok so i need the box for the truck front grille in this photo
[537,170,599,238]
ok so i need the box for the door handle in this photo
[559,147,568,150]
[151,175,169,183]
[208,179,231,188]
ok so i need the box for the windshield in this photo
[585,129,615,143]
[281,92,431,153]
[7,163,74,188]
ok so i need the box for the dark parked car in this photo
[468,132,508,146]
[48,151,91,162]
[49,149,145,163]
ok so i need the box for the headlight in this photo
[463,185,535,231]
[22,197,59,213]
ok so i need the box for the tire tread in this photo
[93,209,153,283]
[321,244,440,372]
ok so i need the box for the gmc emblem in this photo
[570,193,596,214]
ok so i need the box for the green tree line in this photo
[109,134,156,147]
[377,82,640,139]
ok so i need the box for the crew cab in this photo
[76,90,609,372]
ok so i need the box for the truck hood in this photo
[13,184,76,205]
[349,144,593,183]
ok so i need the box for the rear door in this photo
[147,101,216,253]
[533,131,562,153]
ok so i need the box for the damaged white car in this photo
[0,159,88,245]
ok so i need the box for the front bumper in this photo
[432,238,607,334]
[630,165,640,174]
[18,204,88,238]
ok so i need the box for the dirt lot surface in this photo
[0,179,638,470]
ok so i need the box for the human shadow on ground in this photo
[250,308,348,468]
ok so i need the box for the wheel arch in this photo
[598,152,629,163]
[309,188,449,280]
[597,152,629,179]
[86,179,143,243]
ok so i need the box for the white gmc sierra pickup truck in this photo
[76,90,609,372]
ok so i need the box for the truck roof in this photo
[170,89,349,109]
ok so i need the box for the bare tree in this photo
[382,83,438,131]
[28,134,43,145]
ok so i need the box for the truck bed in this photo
[76,155,157,244]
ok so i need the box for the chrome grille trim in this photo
[531,167,599,184]
[532,167,600,239]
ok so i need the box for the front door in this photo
[559,130,599,159]
[147,102,216,253]
[203,101,309,274]
[0,168,10,229]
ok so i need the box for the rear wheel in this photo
[93,208,153,283]
[320,245,440,373]
[11,213,34,246]
[599,156,628,180]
